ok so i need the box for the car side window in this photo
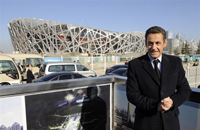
[76,65,89,71]
[73,74,83,78]
[59,74,72,80]
[50,76,59,81]
[64,65,75,71]
[49,65,63,72]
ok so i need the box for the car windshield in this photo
[26,58,44,67]
[0,60,19,79]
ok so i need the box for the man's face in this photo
[145,33,167,59]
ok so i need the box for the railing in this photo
[0,76,199,130]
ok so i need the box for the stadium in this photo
[8,18,146,55]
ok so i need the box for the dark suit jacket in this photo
[27,69,34,83]
[126,53,191,130]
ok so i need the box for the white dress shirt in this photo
[148,54,162,73]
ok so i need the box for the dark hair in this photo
[145,26,166,41]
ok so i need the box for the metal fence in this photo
[44,56,131,64]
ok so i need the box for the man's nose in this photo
[151,43,156,49]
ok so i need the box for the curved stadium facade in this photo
[8,18,146,55]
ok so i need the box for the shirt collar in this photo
[148,53,162,62]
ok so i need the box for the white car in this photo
[38,62,96,78]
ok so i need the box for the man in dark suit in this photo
[27,64,35,83]
[126,26,191,130]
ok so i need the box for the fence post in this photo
[76,56,79,63]
[61,55,63,61]
[104,56,106,71]
[198,58,200,66]
[91,56,93,70]
[187,63,190,81]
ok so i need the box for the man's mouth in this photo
[151,51,158,53]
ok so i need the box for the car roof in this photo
[38,72,84,81]
[42,61,81,65]
[112,68,127,72]
[111,64,128,68]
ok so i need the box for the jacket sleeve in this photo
[126,61,159,112]
[170,59,191,109]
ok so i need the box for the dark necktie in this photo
[153,59,160,80]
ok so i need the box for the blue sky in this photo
[0,0,199,53]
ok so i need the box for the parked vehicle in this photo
[34,72,86,83]
[106,68,127,77]
[0,54,22,85]
[2,53,44,80]
[105,64,128,75]
[38,62,97,78]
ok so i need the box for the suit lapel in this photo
[142,54,161,85]
[161,54,171,86]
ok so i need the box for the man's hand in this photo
[157,97,173,112]
[161,97,173,111]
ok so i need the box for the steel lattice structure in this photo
[8,18,146,55]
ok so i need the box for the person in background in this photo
[126,26,191,130]
[27,64,35,83]
[193,62,198,66]
[124,60,128,65]
[16,62,22,73]
[87,51,91,56]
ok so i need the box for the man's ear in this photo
[163,39,167,47]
